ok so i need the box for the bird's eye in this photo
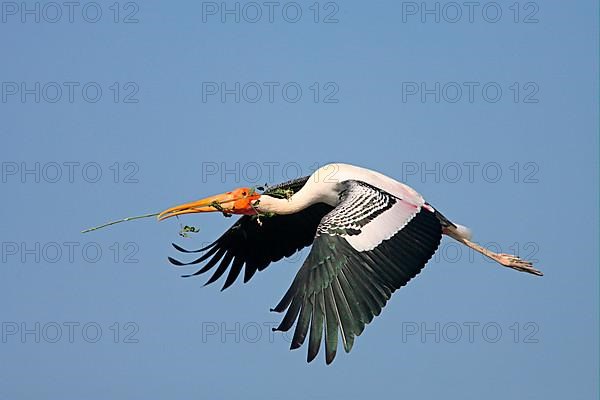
[242,191,247,196]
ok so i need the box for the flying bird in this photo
[158,163,542,364]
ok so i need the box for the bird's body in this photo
[158,163,542,363]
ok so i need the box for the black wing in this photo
[271,181,443,363]
[169,176,334,290]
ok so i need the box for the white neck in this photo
[253,180,339,215]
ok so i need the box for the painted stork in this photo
[157,163,542,364]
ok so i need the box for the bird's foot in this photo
[494,253,543,276]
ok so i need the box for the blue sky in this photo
[1,1,598,398]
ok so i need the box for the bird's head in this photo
[157,187,262,221]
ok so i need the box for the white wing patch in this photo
[317,180,422,252]
[345,199,420,251]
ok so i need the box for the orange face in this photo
[157,187,261,221]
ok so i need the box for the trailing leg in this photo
[439,217,543,277]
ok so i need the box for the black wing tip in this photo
[270,303,289,313]
[172,242,199,253]
[325,351,336,365]
[220,280,235,291]
[181,269,208,278]
[168,257,186,266]
[171,242,187,252]
[343,340,354,354]
[290,341,302,350]
[172,241,218,253]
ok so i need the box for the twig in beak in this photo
[81,212,159,233]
